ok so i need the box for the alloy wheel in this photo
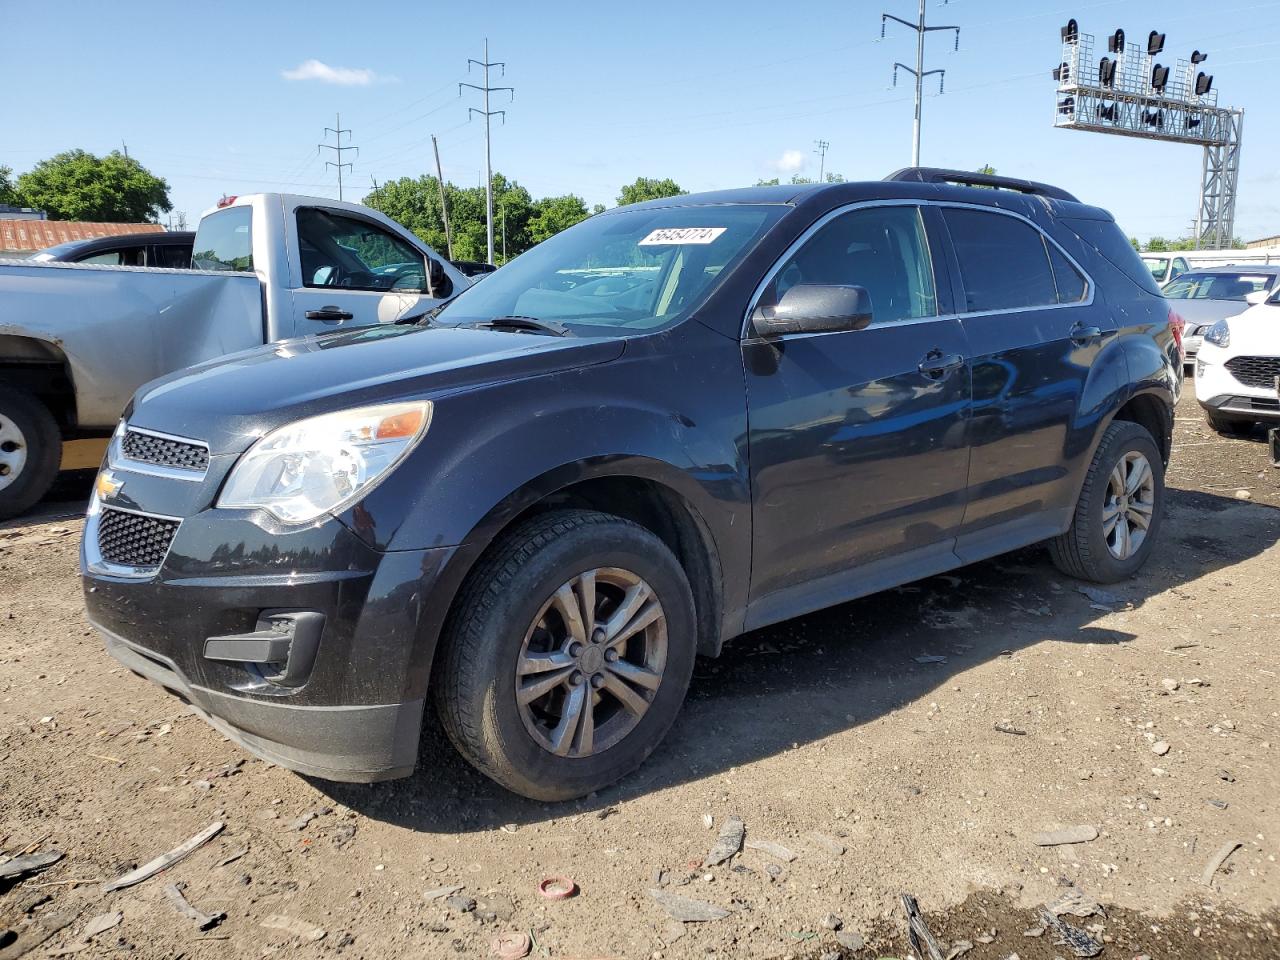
[515,567,668,759]
[1102,450,1155,560]
[0,414,28,492]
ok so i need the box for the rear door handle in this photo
[1070,323,1103,343]
[918,351,965,379]
[305,306,354,322]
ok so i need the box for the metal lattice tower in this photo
[318,114,357,202]
[460,39,514,266]
[882,0,960,167]
[1053,27,1243,249]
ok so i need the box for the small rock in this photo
[745,839,797,862]
[703,815,745,867]
[647,889,730,922]
[835,930,866,951]
[1152,741,1170,756]
[260,915,326,942]
[445,894,477,914]
[82,911,124,940]
[1160,678,1179,693]
[806,832,846,857]
[1235,489,1251,500]
[425,885,464,901]
[1032,825,1098,847]
[701,813,714,829]
[1023,925,1045,937]
[291,812,317,831]
[820,913,843,930]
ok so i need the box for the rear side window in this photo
[1062,218,1162,297]
[942,208,1058,312]
[192,207,253,272]
[1046,243,1087,303]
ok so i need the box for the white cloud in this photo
[774,149,806,174]
[281,59,380,86]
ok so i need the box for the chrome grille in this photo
[121,429,209,472]
[97,508,179,569]
[1225,355,1280,391]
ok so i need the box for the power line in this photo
[318,113,358,201]
[814,140,830,182]
[460,39,513,265]
[882,0,961,166]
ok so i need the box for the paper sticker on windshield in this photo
[639,227,727,246]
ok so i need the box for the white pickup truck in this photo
[0,194,467,518]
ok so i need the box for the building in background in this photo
[0,204,47,221]
[0,219,166,258]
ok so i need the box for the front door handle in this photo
[1070,323,1103,343]
[918,350,965,379]
[305,306,354,322]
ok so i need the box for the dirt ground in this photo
[2,384,1277,959]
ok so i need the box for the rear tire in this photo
[1049,421,1164,583]
[0,387,61,521]
[434,509,696,801]
[1205,411,1254,436]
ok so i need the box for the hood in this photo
[1167,297,1254,332]
[130,323,625,452]
[1217,302,1280,354]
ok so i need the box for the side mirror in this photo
[425,258,452,299]
[1245,289,1269,306]
[752,284,873,337]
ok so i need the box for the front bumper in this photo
[83,494,456,782]
[1195,351,1280,422]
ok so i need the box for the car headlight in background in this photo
[217,401,432,524]
[1202,320,1230,348]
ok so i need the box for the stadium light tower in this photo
[1052,20,1244,249]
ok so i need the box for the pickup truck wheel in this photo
[1049,421,1165,584]
[0,388,61,521]
[435,509,696,801]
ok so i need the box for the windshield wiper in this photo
[470,315,571,337]
[396,294,462,326]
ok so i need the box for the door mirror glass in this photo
[752,283,873,337]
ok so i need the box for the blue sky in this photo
[3,0,1278,241]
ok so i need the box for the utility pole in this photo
[121,140,129,160]
[814,140,829,183]
[460,39,513,265]
[431,135,454,260]
[318,113,357,201]
[882,0,960,166]
[501,202,507,263]
[370,175,381,206]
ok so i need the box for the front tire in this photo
[434,509,697,801]
[0,387,61,521]
[1049,421,1165,583]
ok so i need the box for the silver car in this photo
[1162,266,1280,367]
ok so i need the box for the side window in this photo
[192,207,254,272]
[79,251,125,265]
[296,208,440,295]
[153,244,193,269]
[1172,258,1189,278]
[1046,242,1087,303]
[764,205,936,323]
[942,208,1058,312]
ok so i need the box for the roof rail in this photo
[885,167,1079,203]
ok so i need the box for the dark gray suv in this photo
[82,168,1180,800]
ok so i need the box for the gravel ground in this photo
[1,382,1277,959]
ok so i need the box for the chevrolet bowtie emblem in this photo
[96,470,123,501]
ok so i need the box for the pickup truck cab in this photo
[83,168,1179,800]
[0,194,465,518]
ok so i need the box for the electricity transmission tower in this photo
[460,40,513,265]
[318,114,357,201]
[882,0,960,166]
[813,140,829,182]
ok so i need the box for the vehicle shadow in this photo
[314,486,1279,831]
[0,469,94,531]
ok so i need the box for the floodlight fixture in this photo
[1098,57,1117,87]
[1151,64,1170,93]
[1107,29,1125,53]
[1195,72,1213,96]
[1190,50,1208,65]
[1061,19,1079,43]
[1147,31,1166,56]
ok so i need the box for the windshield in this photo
[1163,272,1275,301]
[1143,257,1168,282]
[431,204,785,335]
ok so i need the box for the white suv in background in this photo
[1195,287,1280,433]
[1142,253,1190,287]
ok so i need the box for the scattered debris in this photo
[0,850,63,881]
[81,911,123,940]
[1200,840,1242,888]
[1077,586,1121,606]
[291,812,317,831]
[1047,886,1105,918]
[703,815,745,867]
[537,876,577,900]
[490,931,532,959]
[745,839,797,862]
[475,895,515,924]
[901,893,945,960]
[1038,907,1103,957]
[163,882,225,930]
[216,846,248,868]
[1160,678,1180,693]
[1207,798,1229,810]
[1023,925,1046,938]
[1152,741,1171,756]
[1218,769,1236,782]
[820,913,842,930]
[425,885,464,901]
[648,888,730,922]
[994,722,1027,736]
[260,914,326,942]
[1032,825,1098,847]
[835,929,866,951]
[445,894,477,914]
[701,813,714,830]
[806,832,846,857]
[102,821,223,893]
[945,940,974,960]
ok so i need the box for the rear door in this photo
[288,207,450,335]
[742,203,972,625]
[935,205,1106,556]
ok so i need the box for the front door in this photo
[290,207,444,334]
[743,204,972,627]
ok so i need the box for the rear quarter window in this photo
[1062,218,1162,297]
[192,207,254,272]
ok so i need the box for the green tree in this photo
[1146,236,1170,252]
[529,194,589,244]
[17,150,171,221]
[0,165,21,206]
[977,164,997,176]
[616,176,684,207]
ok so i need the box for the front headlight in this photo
[217,401,432,524]
[1203,320,1230,348]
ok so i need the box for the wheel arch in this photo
[0,335,78,431]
